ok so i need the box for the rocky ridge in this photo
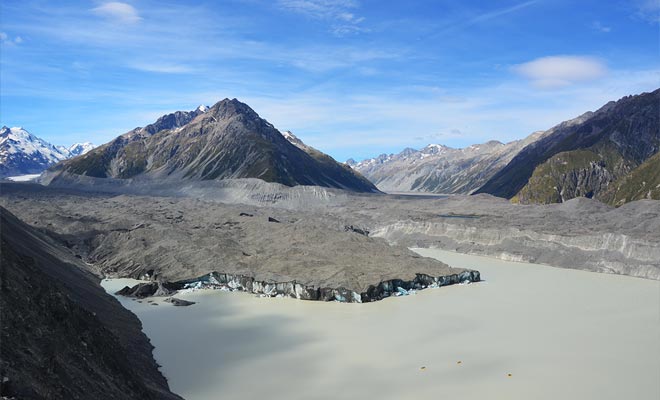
[476,88,660,204]
[45,99,378,192]
[351,132,544,194]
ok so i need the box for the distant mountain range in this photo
[351,88,659,205]
[0,126,95,178]
[46,99,378,193]
[6,89,658,204]
[349,132,544,194]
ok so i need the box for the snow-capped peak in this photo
[1,126,97,177]
[282,130,296,141]
[282,130,304,146]
[67,142,95,157]
[196,104,209,113]
[281,130,318,154]
[420,143,450,155]
[1,126,69,163]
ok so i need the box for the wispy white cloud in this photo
[91,2,142,24]
[512,55,608,89]
[634,0,660,23]
[277,0,367,35]
[2,0,658,160]
[427,0,540,38]
[4,2,391,75]
[129,62,195,74]
[469,0,538,24]
[278,0,356,19]
[242,67,659,160]
[590,21,612,32]
[414,129,464,143]
[0,32,23,45]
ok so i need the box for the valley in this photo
[2,85,658,400]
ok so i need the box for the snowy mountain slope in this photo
[1,127,70,177]
[0,126,96,177]
[67,142,96,157]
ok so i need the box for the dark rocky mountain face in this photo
[0,207,182,400]
[142,105,208,135]
[48,99,378,192]
[475,89,660,204]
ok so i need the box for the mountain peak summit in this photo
[1,127,73,177]
[206,98,260,121]
[45,99,379,192]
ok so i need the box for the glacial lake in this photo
[102,249,660,400]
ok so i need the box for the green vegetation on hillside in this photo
[602,152,660,205]
[477,89,660,204]
[513,150,607,203]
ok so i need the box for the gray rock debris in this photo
[164,297,196,306]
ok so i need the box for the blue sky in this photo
[1,0,659,161]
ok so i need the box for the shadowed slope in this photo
[0,207,182,400]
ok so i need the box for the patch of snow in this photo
[68,142,95,157]
[5,174,41,182]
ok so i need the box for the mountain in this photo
[350,133,543,194]
[475,89,660,204]
[1,126,70,177]
[280,130,376,190]
[46,99,379,193]
[0,126,97,178]
[600,151,660,205]
[0,206,182,399]
[67,142,96,157]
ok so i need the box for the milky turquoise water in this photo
[102,249,660,400]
